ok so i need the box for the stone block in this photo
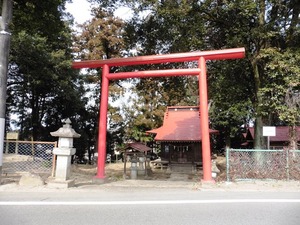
[19,173,44,187]
[47,179,75,189]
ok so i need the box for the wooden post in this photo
[95,64,109,179]
[123,151,127,179]
[199,57,214,182]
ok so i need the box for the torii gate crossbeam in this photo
[72,47,245,183]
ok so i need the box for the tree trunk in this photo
[252,0,267,164]
[251,58,266,149]
[289,125,297,150]
[252,0,267,150]
[225,135,231,149]
[0,0,13,182]
[254,116,267,149]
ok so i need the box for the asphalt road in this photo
[1,189,300,225]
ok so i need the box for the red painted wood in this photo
[199,57,214,182]
[106,68,201,80]
[72,48,245,68]
[95,64,109,179]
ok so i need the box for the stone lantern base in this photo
[47,147,76,189]
[47,178,75,189]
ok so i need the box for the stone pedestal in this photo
[53,148,76,181]
[137,156,146,176]
[47,178,75,189]
[48,119,80,188]
[130,156,138,180]
[145,157,152,176]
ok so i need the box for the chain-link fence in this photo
[226,148,300,181]
[2,140,57,175]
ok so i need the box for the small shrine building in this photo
[147,106,218,168]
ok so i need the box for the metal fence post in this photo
[226,147,230,182]
[15,141,18,154]
[286,149,290,181]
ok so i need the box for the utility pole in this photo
[0,0,13,183]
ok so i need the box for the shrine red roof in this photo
[124,142,151,152]
[247,127,300,142]
[147,106,218,142]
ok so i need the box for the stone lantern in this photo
[49,118,80,188]
[130,154,138,180]
[137,156,146,176]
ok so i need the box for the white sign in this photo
[6,132,19,140]
[263,126,276,137]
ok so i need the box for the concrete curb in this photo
[1,177,300,192]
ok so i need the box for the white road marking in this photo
[0,199,300,206]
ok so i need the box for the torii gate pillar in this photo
[73,47,245,183]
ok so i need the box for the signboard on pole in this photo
[263,126,276,137]
[6,132,19,140]
[263,126,276,150]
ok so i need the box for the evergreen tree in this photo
[73,7,127,153]
[6,0,86,141]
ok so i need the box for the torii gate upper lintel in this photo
[72,47,245,183]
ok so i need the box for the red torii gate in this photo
[72,47,245,182]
